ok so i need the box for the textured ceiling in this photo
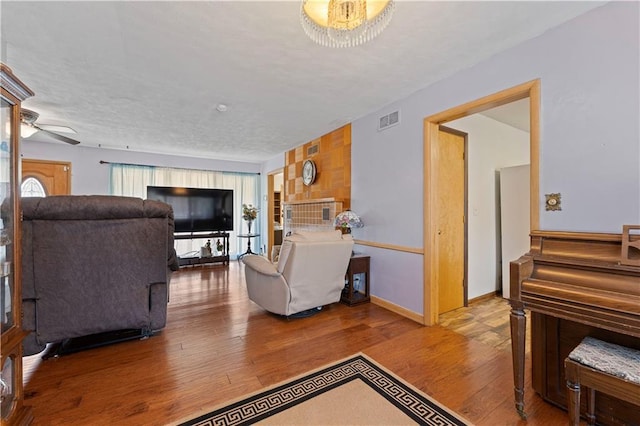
[1,1,604,162]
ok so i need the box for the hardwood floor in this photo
[438,295,531,354]
[23,262,571,425]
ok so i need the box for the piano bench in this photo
[564,336,640,426]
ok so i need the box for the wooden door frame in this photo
[266,168,284,260]
[423,79,540,325]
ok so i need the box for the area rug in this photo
[178,353,472,425]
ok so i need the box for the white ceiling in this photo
[480,98,530,133]
[1,1,603,162]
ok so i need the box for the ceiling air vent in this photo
[378,110,400,131]
[307,144,319,156]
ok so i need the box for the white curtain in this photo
[110,163,261,259]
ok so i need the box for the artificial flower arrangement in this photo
[242,204,258,221]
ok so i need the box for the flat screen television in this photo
[146,186,234,233]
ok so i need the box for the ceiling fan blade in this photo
[34,125,81,145]
[37,124,77,134]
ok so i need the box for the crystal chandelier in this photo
[301,0,395,48]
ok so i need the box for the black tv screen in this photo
[146,186,234,232]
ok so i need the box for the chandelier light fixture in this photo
[301,0,395,48]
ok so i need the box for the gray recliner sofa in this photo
[21,195,179,356]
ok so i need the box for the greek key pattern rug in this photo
[178,353,471,426]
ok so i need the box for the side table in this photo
[238,233,260,260]
[341,254,370,306]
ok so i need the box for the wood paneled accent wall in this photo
[284,124,351,209]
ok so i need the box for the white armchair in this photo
[242,230,354,316]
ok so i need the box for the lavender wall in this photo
[351,2,639,315]
[22,139,261,195]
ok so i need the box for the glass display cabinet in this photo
[1,63,34,426]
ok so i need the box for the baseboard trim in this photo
[468,291,502,305]
[370,295,424,325]
[372,292,502,324]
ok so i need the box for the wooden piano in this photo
[509,229,640,424]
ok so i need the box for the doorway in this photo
[267,169,284,260]
[21,159,71,196]
[423,79,540,326]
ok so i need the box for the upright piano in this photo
[509,230,640,424]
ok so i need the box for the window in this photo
[21,177,46,197]
[109,163,261,259]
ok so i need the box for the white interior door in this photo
[499,164,530,299]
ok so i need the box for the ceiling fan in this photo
[20,108,81,145]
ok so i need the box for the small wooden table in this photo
[341,254,370,306]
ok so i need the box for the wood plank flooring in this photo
[23,262,571,425]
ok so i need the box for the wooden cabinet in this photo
[341,255,370,306]
[273,191,281,225]
[1,63,34,425]
[273,191,282,245]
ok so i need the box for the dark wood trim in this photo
[0,62,34,426]
[0,63,35,100]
